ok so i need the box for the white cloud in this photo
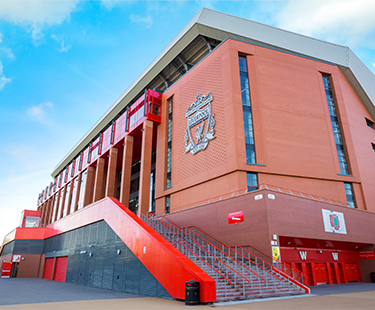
[51,34,72,52]
[130,14,153,28]
[0,0,79,42]
[0,61,11,91]
[276,0,375,46]
[0,47,15,60]
[27,101,54,123]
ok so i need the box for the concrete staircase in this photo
[141,215,308,302]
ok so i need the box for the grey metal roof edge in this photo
[51,7,375,178]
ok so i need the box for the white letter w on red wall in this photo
[299,251,307,260]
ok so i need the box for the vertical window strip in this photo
[77,170,87,210]
[344,183,356,208]
[246,172,258,192]
[166,98,173,188]
[239,56,256,164]
[69,178,78,214]
[322,75,349,175]
[165,195,170,214]
[63,183,71,217]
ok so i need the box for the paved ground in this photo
[0,278,374,310]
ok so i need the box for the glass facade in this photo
[63,182,71,217]
[69,177,78,214]
[322,75,349,175]
[246,172,258,192]
[56,187,65,220]
[165,195,170,214]
[51,193,59,223]
[344,183,356,208]
[77,169,87,210]
[166,97,173,188]
[239,56,256,164]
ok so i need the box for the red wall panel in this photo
[53,256,68,282]
[43,258,54,280]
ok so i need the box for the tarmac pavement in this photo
[0,278,374,310]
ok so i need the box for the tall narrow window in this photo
[246,172,258,192]
[50,193,59,223]
[322,75,349,175]
[166,97,173,188]
[63,182,71,217]
[77,169,87,210]
[56,187,65,220]
[165,195,170,214]
[239,56,256,164]
[344,183,356,208]
[69,178,78,214]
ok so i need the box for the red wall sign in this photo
[1,262,12,278]
[228,211,244,224]
[358,251,375,260]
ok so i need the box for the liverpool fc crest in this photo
[184,92,216,155]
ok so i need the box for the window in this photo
[166,97,173,188]
[366,118,374,129]
[344,183,356,208]
[50,194,59,223]
[69,178,78,214]
[322,75,349,175]
[165,195,170,214]
[239,55,256,164]
[246,172,258,192]
[56,187,65,220]
[77,169,87,210]
[63,182,71,217]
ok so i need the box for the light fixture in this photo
[325,244,329,247]
[117,249,121,255]
[287,242,291,245]
[89,253,93,257]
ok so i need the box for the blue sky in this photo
[0,0,375,239]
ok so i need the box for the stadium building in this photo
[1,8,375,302]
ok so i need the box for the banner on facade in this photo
[272,246,280,262]
[322,209,347,234]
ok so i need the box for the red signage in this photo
[358,251,375,260]
[228,211,244,224]
[1,262,12,278]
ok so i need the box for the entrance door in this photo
[53,256,68,282]
[315,263,328,284]
[43,258,54,280]
[344,263,359,282]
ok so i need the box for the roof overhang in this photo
[52,8,375,177]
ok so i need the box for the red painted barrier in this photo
[5,197,216,302]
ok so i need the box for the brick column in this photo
[138,120,153,216]
[93,157,106,202]
[83,166,96,207]
[73,173,82,212]
[105,147,118,198]
[120,135,134,207]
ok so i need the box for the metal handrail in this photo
[235,245,292,281]
[181,225,267,282]
[143,215,251,285]
[177,241,232,284]
[187,224,307,282]
[237,243,307,281]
